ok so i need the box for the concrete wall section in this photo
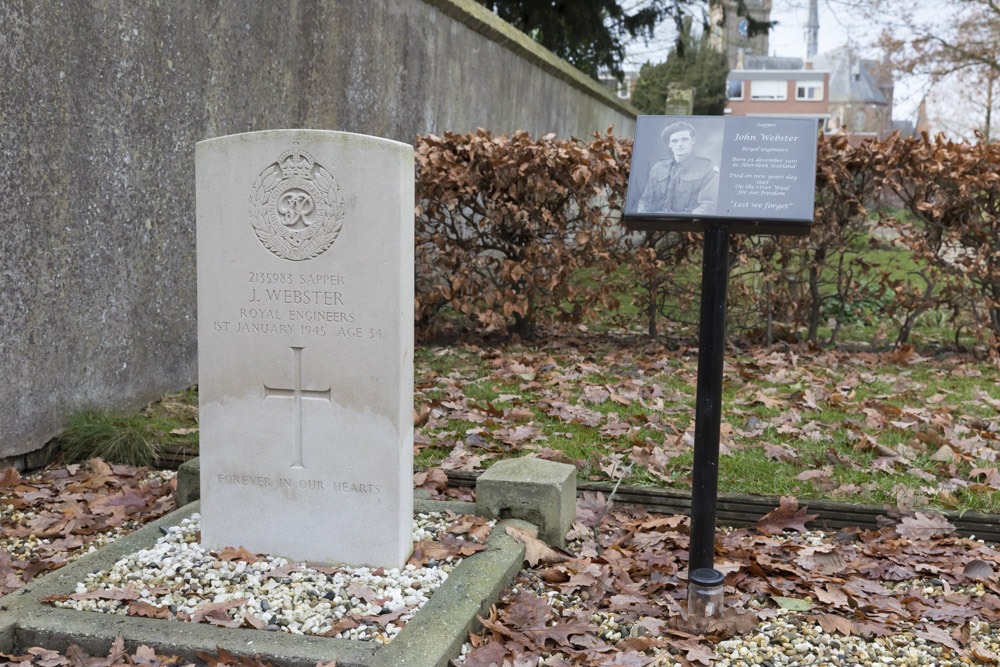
[0,0,636,459]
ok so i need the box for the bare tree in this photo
[852,0,1000,138]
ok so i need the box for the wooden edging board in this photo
[442,470,1000,544]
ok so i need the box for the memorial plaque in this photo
[196,130,414,568]
[624,115,818,235]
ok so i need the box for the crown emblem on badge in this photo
[278,149,316,180]
[249,147,345,261]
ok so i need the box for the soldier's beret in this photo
[661,122,696,143]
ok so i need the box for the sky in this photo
[767,0,874,64]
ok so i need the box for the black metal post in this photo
[689,223,731,572]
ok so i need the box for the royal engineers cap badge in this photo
[249,148,345,261]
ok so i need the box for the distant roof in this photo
[892,120,916,138]
[812,46,890,105]
[744,55,803,70]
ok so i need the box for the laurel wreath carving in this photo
[249,160,345,261]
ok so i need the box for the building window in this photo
[796,82,824,101]
[750,80,787,101]
[853,109,867,131]
[727,80,743,100]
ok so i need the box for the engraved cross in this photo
[263,346,331,469]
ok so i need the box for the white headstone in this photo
[195,130,414,568]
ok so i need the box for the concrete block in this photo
[476,457,576,547]
[175,457,200,506]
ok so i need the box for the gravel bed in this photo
[52,511,491,643]
[709,612,999,666]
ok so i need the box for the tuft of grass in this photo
[55,410,164,467]
[53,388,200,467]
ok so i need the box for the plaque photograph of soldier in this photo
[626,116,723,219]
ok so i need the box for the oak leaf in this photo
[505,525,572,567]
[971,642,1000,664]
[321,617,361,637]
[756,497,818,535]
[194,647,241,666]
[347,583,378,603]
[88,458,114,477]
[69,583,141,601]
[963,559,995,581]
[705,608,760,637]
[367,605,415,627]
[929,444,958,462]
[616,636,666,652]
[914,625,964,652]
[127,600,171,619]
[682,641,716,666]
[812,583,849,608]
[0,467,20,488]
[599,421,632,438]
[191,598,246,628]
[771,596,812,611]
[969,467,1000,489]
[461,643,509,666]
[25,646,69,667]
[752,390,783,409]
[811,612,855,636]
[446,514,493,542]
[412,467,448,493]
[415,536,488,563]
[242,611,265,630]
[132,644,163,666]
[576,491,608,527]
[217,545,260,564]
[762,443,797,463]
[896,512,956,541]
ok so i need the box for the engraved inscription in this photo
[215,473,382,494]
[263,346,332,469]
[211,272,371,339]
[249,149,345,261]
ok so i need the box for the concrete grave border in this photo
[0,498,526,667]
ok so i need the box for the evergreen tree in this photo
[475,0,676,81]
[631,18,729,116]
[475,0,767,84]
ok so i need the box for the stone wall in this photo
[0,0,636,460]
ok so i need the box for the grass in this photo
[54,388,199,467]
[412,338,1000,514]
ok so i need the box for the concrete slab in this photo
[15,607,377,667]
[0,499,525,666]
[373,518,529,667]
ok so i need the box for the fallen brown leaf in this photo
[127,600,171,619]
[811,612,856,636]
[895,512,956,541]
[505,524,572,567]
[217,545,260,564]
[756,497,818,536]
